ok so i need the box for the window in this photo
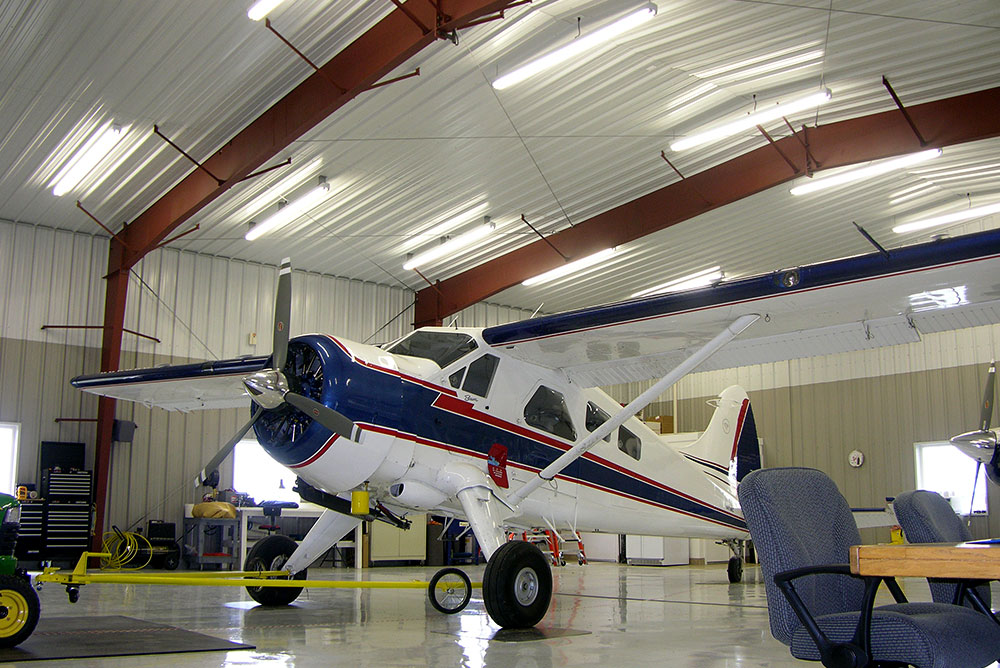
[914,441,987,515]
[462,355,499,397]
[386,331,477,368]
[0,423,18,495]
[585,402,612,442]
[619,425,641,460]
[448,368,465,389]
[234,439,299,504]
[524,386,576,441]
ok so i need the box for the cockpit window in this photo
[585,402,612,442]
[524,386,576,441]
[386,331,477,368]
[462,354,499,397]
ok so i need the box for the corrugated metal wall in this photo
[0,219,535,534]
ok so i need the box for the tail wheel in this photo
[245,534,306,606]
[483,541,552,628]
[727,556,743,583]
[0,575,40,648]
[427,567,472,614]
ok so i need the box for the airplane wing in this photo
[483,229,1000,387]
[71,356,270,411]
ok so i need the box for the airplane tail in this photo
[679,385,761,485]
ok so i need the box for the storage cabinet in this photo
[14,500,91,562]
[370,515,427,563]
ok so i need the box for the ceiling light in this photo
[492,4,657,90]
[630,266,722,298]
[51,122,129,196]
[403,218,495,271]
[245,176,330,241]
[892,200,1000,235]
[522,248,617,287]
[790,148,942,196]
[669,88,831,152]
[243,157,323,219]
[247,0,286,21]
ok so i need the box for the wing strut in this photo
[507,314,759,506]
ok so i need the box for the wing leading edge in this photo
[483,229,1000,387]
[72,356,270,411]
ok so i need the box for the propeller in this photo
[951,361,996,448]
[193,258,360,488]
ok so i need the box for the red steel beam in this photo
[414,86,1000,327]
[112,0,517,271]
[91,0,518,542]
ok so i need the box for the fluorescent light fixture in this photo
[892,200,1000,234]
[630,266,722,298]
[522,248,617,287]
[245,177,330,241]
[243,157,323,219]
[403,219,495,271]
[248,0,285,21]
[51,122,129,196]
[790,148,942,196]
[670,88,831,152]
[492,4,656,90]
[909,286,968,312]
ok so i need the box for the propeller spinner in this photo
[194,258,360,487]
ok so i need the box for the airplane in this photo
[72,226,1000,629]
[950,361,998,510]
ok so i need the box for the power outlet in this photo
[248,332,257,346]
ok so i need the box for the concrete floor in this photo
[13,562,1000,667]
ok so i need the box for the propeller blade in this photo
[988,444,1000,488]
[273,257,292,371]
[193,408,262,488]
[283,391,361,443]
[970,460,981,523]
[979,361,996,432]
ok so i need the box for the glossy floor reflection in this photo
[15,561,998,667]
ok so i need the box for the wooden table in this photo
[850,541,1000,580]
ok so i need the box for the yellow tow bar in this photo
[35,552,480,590]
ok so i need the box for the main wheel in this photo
[482,541,552,628]
[727,556,743,583]
[427,567,472,614]
[245,535,306,606]
[0,574,40,648]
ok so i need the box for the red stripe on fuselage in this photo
[729,398,749,461]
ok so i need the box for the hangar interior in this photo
[1,0,999,665]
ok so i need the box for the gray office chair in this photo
[739,467,1000,668]
[893,489,993,613]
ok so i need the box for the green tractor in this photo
[0,494,40,647]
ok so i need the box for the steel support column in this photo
[91,0,519,541]
[414,86,1000,326]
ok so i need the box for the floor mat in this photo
[0,615,253,661]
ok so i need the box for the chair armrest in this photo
[773,564,887,668]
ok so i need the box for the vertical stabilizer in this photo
[679,385,761,484]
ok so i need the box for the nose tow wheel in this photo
[427,567,472,614]
[0,575,40,648]
[482,541,552,628]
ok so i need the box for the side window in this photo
[618,426,641,460]
[448,368,466,389]
[462,354,499,397]
[524,386,577,441]
[585,402,612,442]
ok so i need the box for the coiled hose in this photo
[100,526,152,570]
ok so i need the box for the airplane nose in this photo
[243,370,289,410]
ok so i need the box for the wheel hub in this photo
[513,567,538,606]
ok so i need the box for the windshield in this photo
[386,331,478,368]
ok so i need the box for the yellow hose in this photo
[100,527,153,570]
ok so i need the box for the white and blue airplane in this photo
[73,227,1000,628]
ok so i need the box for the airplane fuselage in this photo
[254,329,748,540]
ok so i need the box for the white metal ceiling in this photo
[1,0,999,317]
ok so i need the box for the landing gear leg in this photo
[720,539,745,583]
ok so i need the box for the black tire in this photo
[482,541,552,628]
[0,574,40,648]
[245,534,306,606]
[163,550,180,570]
[427,567,472,614]
[727,556,743,583]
